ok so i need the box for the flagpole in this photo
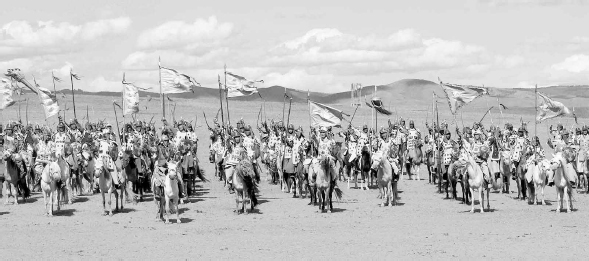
[218,75,225,129]
[69,69,77,118]
[159,57,165,120]
[283,87,286,124]
[534,84,538,155]
[308,90,311,131]
[25,98,28,124]
[122,73,126,144]
[224,64,230,125]
[52,71,58,105]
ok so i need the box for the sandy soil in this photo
[1,163,588,259]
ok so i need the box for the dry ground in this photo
[0,94,587,259]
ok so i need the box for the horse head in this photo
[562,147,576,163]
[167,161,178,180]
[370,152,383,171]
[47,161,62,181]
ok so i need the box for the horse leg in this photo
[107,191,113,216]
[565,186,571,213]
[556,189,562,213]
[470,188,475,213]
[479,189,484,213]
[235,191,240,214]
[164,196,170,223]
[175,198,181,223]
[486,188,490,210]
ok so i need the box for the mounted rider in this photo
[225,129,248,193]
[242,125,260,181]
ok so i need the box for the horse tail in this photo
[18,179,30,198]
[333,186,343,201]
[195,164,209,183]
[243,175,258,207]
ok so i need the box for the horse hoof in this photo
[177,220,182,224]
[109,212,113,217]
[165,220,170,224]
[380,204,385,207]
[470,210,475,213]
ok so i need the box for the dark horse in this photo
[119,150,139,203]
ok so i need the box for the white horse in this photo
[525,159,550,205]
[164,162,181,224]
[547,152,575,213]
[371,152,398,207]
[94,158,120,216]
[41,161,61,216]
[464,153,486,213]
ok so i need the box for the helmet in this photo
[583,126,588,132]
[557,123,563,129]
[245,125,252,132]
[57,122,65,129]
[518,127,525,133]
[135,121,142,128]
[161,134,169,141]
[371,97,383,107]
[380,127,388,134]
[232,130,241,138]
[409,120,414,126]
[362,124,368,130]
[319,126,327,133]
[288,124,294,130]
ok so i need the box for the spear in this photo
[477,106,494,125]
[203,112,212,130]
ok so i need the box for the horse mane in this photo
[320,156,331,173]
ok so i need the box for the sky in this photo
[1,0,589,93]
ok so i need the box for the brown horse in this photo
[308,156,343,213]
[405,142,423,181]
[2,145,28,205]
[371,152,398,207]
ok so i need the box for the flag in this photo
[52,72,62,83]
[365,97,391,115]
[37,86,59,118]
[113,101,122,110]
[225,72,262,98]
[309,100,348,128]
[0,78,16,109]
[166,95,174,102]
[70,69,81,80]
[123,81,140,115]
[440,82,489,114]
[160,66,199,94]
[537,92,572,122]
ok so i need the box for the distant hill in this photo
[44,79,589,112]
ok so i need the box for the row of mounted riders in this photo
[0,137,206,211]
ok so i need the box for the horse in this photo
[525,159,550,205]
[94,157,121,216]
[446,160,470,204]
[308,156,343,213]
[2,145,28,205]
[119,149,139,204]
[41,161,61,216]
[371,152,398,207]
[547,151,576,213]
[425,149,439,184]
[226,157,258,214]
[500,151,513,194]
[464,153,488,213]
[513,146,530,200]
[164,161,181,223]
[405,141,423,181]
[488,137,503,192]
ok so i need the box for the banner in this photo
[0,78,15,110]
[226,72,262,98]
[160,66,199,94]
[441,82,489,114]
[537,92,572,122]
[309,100,348,128]
[37,87,59,118]
[123,81,140,115]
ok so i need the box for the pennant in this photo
[70,69,81,80]
[113,101,122,110]
[309,100,348,128]
[537,92,572,122]
[225,72,262,98]
[123,81,140,115]
[499,103,508,110]
[440,82,489,114]
[37,86,59,118]
[0,78,16,109]
[365,97,391,115]
[160,66,199,94]
[166,95,174,102]
[52,74,62,83]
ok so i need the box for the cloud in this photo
[263,69,342,92]
[0,17,131,58]
[265,28,511,75]
[121,48,229,70]
[551,54,589,73]
[87,76,122,92]
[136,16,233,51]
[479,0,589,6]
